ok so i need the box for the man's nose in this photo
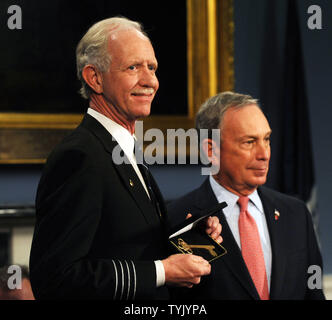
[139,66,159,88]
[256,141,270,160]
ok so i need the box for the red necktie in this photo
[238,196,269,300]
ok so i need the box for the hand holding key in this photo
[162,254,211,288]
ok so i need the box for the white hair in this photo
[76,17,147,99]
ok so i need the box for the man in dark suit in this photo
[29,17,221,300]
[168,91,325,300]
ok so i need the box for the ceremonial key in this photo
[177,238,218,257]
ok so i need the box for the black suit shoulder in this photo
[46,121,106,168]
[259,185,307,209]
[36,124,108,208]
[258,185,315,232]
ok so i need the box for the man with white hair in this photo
[29,17,221,300]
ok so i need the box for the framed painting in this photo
[0,0,234,163]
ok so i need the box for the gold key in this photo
[177,238,218,256]
[187,244,218,257]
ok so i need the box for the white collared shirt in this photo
[209,175,272,290]
[87,108,165,287]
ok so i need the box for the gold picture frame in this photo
[0,0,234,164]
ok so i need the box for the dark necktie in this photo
[134,139,162,219]
[137,163,163,220]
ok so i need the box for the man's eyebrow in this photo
[126,58,157,65]
[240,135,258,140]
[125,59,140,65]
[265,130,272,136]
[240,131,272,140]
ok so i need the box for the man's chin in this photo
[135,107,151,120]
[136,113,150,120]
[251,177,267,188]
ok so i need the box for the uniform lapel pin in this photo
[129,179,134,187]
[274,210,280,220]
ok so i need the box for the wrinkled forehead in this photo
[107,28,157,65]
[107,28,152,52]
[222,104,271,136]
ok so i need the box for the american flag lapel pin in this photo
[274,209,280,220]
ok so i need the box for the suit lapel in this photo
[194,179,260,300]
[148,170,167,221]
[114,163,160,225]
[81,114,160,225]
[258,187,287,299]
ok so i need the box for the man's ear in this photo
[201,138,220,166]
[81,64,103,94]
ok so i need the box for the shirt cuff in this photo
[154,260,165,287]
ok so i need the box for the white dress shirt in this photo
[209,175,272,290]
[87,108,165,287]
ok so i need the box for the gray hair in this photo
[195,91,260,141]
[76,17,147,99]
